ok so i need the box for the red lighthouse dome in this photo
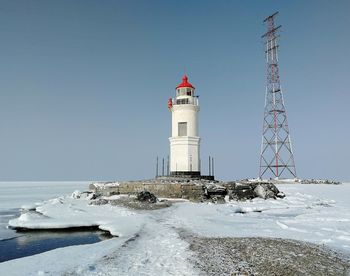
[176,75,195,89]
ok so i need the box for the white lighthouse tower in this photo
[168,75,200,177]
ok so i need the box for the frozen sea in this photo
[0,181,89,241]
[0,181,350,275]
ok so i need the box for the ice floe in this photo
[9,192,147,238]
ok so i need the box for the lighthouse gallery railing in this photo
[172,97,199,106]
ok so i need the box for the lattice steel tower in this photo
[259,12,297,179]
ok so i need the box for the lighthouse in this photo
[168,75,200,177]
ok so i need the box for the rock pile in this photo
[301,179,341,184]
[136,191,158,203]
[205,182,284,202]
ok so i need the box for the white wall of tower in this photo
[171,104,199,137]
[169,137,200,172]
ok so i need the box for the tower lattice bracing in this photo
[259,12,297,179]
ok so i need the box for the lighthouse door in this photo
[178,122,187,136]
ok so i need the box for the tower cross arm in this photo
[261,25,282,38]
[263,11,279,22]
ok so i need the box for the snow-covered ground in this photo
[1,182,350,275]
[168,184,350,251]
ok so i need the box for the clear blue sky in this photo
[0,0,349,181]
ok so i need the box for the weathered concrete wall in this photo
[90,181,205,201]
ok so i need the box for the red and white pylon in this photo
[259,12,297,180]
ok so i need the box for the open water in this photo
[0,226,110,262]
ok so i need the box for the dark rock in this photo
[266,183,280,194]
[231,188,256,200]
[89,199,109,205]
[234,183,253,190]
[264,183,280,199]
[204,184,227,196]
[227,182,281,200]
[210,196,226,204]
[136,191,157,203]
[90,193,98,200]
[253,184,280,199]
[82,191,98,200]
[203,184,227,204]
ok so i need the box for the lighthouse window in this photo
[178,122,187,136]
[179,89,186,96]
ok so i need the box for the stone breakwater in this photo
[89,179,285,202]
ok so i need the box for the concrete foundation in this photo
[90,180,205,201]
[89,179,282,202]
[170,171,201,177]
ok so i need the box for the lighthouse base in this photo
[170,171,201,178]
